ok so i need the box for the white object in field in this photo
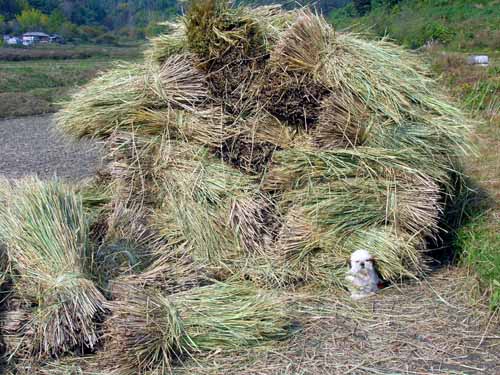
[467,55,489,66]
[345,249,381,300]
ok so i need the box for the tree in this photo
[0,0,29,20]
[16,8,48,32]
[61,0,106,26]
[26,0,59,14]
[372,0,402,8]
[47,9,66,33]
[353,0,372,16]
[59,20,78,40]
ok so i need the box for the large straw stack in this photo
[0,0,473,372]
[54,1,470,288]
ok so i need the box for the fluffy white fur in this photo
[345,249,381,300]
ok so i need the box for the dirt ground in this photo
[0,115,101,180]
[175,268,500,375]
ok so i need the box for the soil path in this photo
[0,115,101,180]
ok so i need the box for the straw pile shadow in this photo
[0,1,472,373]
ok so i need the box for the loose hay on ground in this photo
[101,282,293,374]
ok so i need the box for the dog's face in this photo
[350,249,375,273]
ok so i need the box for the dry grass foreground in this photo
[175,268,500,375]
[10,268,499,374]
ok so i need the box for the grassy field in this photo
[427,49,500,308]
[330,0,500,50]
[0,45,141,118]
[0,44,142,61]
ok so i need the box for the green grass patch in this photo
[330,0,500,51]
[456,215,500,309]
[429,50,500,309]
[429,50,500,122]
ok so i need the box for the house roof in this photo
[23,32,50,37]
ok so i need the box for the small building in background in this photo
[22,32,51,45]
[5,36,22,46]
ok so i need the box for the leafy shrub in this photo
[353,0,372,16]
[423,21,454,44]
[94,32,119,46]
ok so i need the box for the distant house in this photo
[6,36,22,46]
[22,32,51,45]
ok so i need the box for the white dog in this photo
[345,249,381,300]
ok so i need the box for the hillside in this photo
[330,0,500,50]
[0,1,350,42]
[1,0,180,41]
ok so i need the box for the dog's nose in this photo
[360,262,365,269]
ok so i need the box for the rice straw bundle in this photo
[92,203,160,286]
[235,113,304,149]
[263,147,452,192]
[322,33,471,152]
[121,107,226,147]
[146,21,188,64]
[271,9,332,75]
[255,66,329,128]
[0,295,34,364]
[102,282,292,374]
[54,2,472,294]
[109,248,210,300]
[184,1,297,115]
[56,54,208,140]
[0,179,105,358]
[151,155,275,267]
[105,132,162,207]
[268,209,427,287]
[228,194,277,255]
[185,0,264,62]
[313,93,373,148]
[153,192,242,265]
[280,175,442,238]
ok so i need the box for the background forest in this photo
[0,1,349,43]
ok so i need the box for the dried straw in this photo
[0,179,105,358]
